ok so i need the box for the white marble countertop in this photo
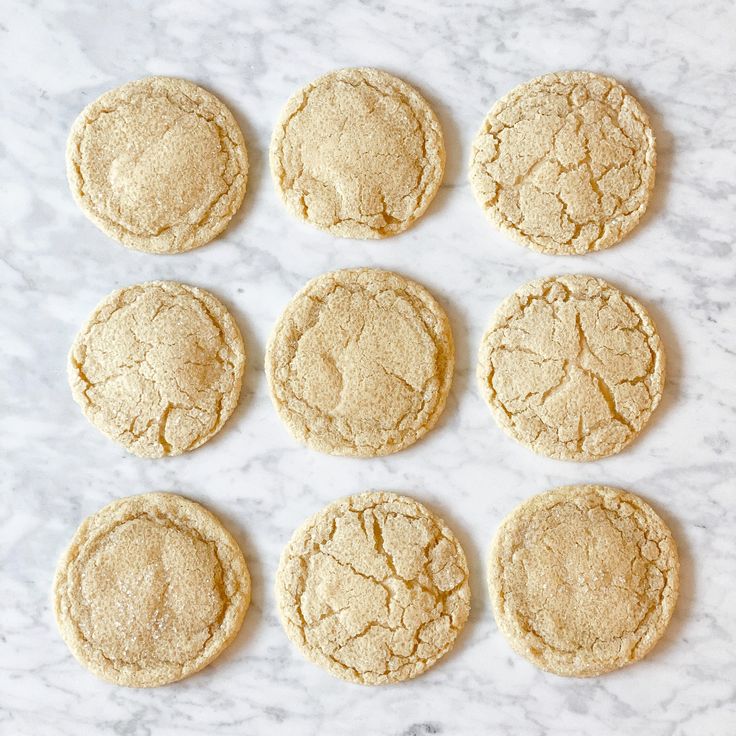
[1,0,735,734]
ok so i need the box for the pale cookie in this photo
[270,67,445,238]
[266,268,454,457]
[470,71,656,255]
[477,274,664,461]
[53,492,251,687]
[488,485,679,677]
[69,281,245,458]
[67,76,248,254]
[276,492,470,684]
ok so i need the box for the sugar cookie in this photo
[68,281,245,457]
[67,76,248,254]
[276,492,470,684]
[53,492,250,687]
[470,71,655,254]
[266,268,454,456]
[488,485,679,676]
[270,67,444,238]
[477,274,664,460]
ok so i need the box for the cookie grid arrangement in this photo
[54,69,679,687]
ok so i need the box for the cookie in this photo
[270,67,444,238]
[276,492,470,684]
[488,485,679,677]
[68,281,245,458]
[470,71,655,255]
[53,492,251,687]
[477,274,664,461]
[66,76,248,254]
[266,268,454,457]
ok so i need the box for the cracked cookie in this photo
[488,485,679,677]
[276,492,470,684]
[477,274,665,461]
[53,492,251,687]
[266,268,454,457]
[66,76,248,254]
[470,71,655,255]
[270,67,444,238]
[68,281,245,458]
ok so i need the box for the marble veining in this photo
[1,0,735,734]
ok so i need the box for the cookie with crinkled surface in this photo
[66,76,248,254]
[270,67,444,238]
[488,485,679,677]
[53,492,251,687]
[470,71,655,255]
[266,268,454,457]
[276,492,470,684]
[477,274,664,461]
[68,281,245,458]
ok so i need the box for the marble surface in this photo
[1,0,735,734]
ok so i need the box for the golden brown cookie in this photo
[276,492,470,684]
[488,485,679,677]
[68,281,245,458]
[53,492,251,687]
[66,76,248,254]
[477,274,665,461]
[266,268,454,457]
[270,67,444,238]
[470,71,655,255]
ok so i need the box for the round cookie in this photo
[276,492,470,684]
[53,492,251,687]
[270,67,445,238]
[68,281,245,458]
[66,76,248,254]
[477,274,665,461]
[470,71,656,255]
[266,268,454,457]
[488,485,679,677]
